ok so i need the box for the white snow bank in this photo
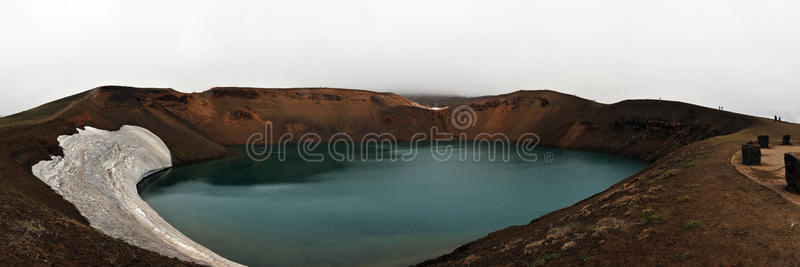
[32,125,242,266]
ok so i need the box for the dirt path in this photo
[731,144,800,206]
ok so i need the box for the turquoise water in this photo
[138,144,646,266]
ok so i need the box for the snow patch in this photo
[32,125,242,266]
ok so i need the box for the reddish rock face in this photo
[786,153,800,193]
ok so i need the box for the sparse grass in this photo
[644,209,669,223]
[578,256,589,262]
[625,204,640,215]
[680,183,699,189]
[682,159,698,168]
[663,169,679,179]
[567,221,581,229]
[677,195,690,202]
[678,250,695,260]
[711,133,738,145]
[537,253,560,264]
[645,169,680,183]
[684,220,700,230]
[642,177,659,185]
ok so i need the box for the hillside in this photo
[0,86,781,265]
[421,120,800,265]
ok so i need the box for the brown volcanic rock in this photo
[571,99,758,160]
[444,92,758,161]
[154,87,437,145]
[0,86,776,265]
[403,95,479,108]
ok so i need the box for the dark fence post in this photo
[742,143,761,165]
[785,153,800,193]
[758,135,770,148]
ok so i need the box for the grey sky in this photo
[1,0,798,121]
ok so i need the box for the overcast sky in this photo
[1,0,798,121]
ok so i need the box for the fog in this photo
[1,0,798,121]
